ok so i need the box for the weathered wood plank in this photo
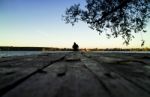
[81,54,150,97]
[1,52,150,97]
[0,68,37,96]
[0,53,66,68]
[0,53,66,96]
[54,61,110,97]
[2,62,66,97]
[90,52,150,95]
[100,61,150,94]
[2,59,110,97]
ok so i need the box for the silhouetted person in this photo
[72,42,79,51]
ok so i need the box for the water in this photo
[0,51,44,58]
[0,51,72,58]
[92,51,150,53]
[0,51,149,58]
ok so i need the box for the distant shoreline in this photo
[0,46,72,51]
[0,46,150,51]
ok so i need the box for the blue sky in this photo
[0,0,150,48]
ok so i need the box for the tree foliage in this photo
[63,0,150,46]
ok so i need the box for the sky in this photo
[0,0,150,48]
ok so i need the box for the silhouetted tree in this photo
[63,0,150,46]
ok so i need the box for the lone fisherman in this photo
[72,42,79,51]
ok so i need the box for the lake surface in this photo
[0,51,150,58]
[0,51,44,58]
[92,51,150,53]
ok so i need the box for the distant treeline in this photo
[87,48,150,51]
[0,46,150,51]
[0,46,72,51]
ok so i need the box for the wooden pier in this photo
[0,52,150,97]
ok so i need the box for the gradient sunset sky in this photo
[0,0,150,48]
